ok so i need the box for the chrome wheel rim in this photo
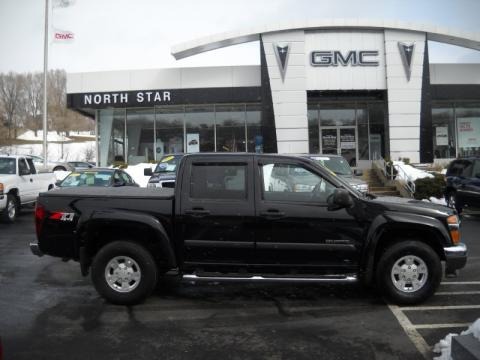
[105,256,141,293]
[391,255,428,293]
[7,199,15,219]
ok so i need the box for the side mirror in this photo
[144,168,153,176]
[55,180,62,187]
[113,180,126,187]
[328,188,354,211]
[354,169,363,177]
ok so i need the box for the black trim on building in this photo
[67,87,262,110]
[420,41,433,163]
[260,36,277,153]
[307,90,386,102]
[431,84,480,101]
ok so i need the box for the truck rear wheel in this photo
[91,241,158,305]
[376,240,441,305]
[1,194,18,224]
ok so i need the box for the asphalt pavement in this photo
[0,208,478,360]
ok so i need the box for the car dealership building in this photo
[66,20,480,168]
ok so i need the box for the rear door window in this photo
[190,163,247,200]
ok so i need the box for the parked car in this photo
[444,157,480,212]
[0,155,56,223]
[27,155,74,172]
[57,168,138,188]
[144,154,184,188]
[303,154,369,194]
[31,154,466,306]
[67,161,94,170]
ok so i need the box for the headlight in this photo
[447,215,460,245]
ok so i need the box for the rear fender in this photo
[77,210,176,274]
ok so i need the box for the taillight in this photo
[35,203,46,238]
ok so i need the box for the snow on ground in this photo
[0,141,96,162]
[17,130,71,142]
[393,161,433,181]
[433,318,480,360]
[123,163,156,187]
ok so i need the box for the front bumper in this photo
[444,243,467,271]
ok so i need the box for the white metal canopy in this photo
[171,19,480,60]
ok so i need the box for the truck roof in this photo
[0,154,32,159]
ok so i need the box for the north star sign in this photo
[311,50,379,66]
[82,90,172,106]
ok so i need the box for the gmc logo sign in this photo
[311,50,379,67]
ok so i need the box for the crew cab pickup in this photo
[0,155,56,223]
[30,154,467,305]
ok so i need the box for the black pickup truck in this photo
[31,154,467,305]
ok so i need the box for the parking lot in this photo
[0,209,478,359]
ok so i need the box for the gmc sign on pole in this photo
[311,50,379,66]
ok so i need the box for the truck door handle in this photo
[185,209,211,217]
[259,209,286,218]
[30,178,33,182]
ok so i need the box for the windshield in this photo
[154,155,181,173]
[60,171,113,187]
[310,156,352,176]
[0,158,16,174]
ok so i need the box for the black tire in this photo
[91,241,158,305]
[1,194,18,224]
[376,241,441,305]
[53,166,66,171]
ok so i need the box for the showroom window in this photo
[156,106,184,156]
[126,109,155,165]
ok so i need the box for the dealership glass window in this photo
[432,106,456,159]
[368,103,386,160]
[246,104,262,152]
[155,106,184,157]
[455,104,480,157]
[319,106,355,127]
[216,104,246,152]
[126,109,155,165]
[185,105,214,152]
[98,109,125,166]
[356,107,369,160]
[308,106,319,153]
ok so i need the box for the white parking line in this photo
[388,304,431,359]
[436,291,480,295]
[400,304,480,311]
[413,323,471,329]
[441,281,480,285]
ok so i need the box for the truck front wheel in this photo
[91,241,158,305]
[376,241,441,305]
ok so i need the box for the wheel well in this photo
[373,227,446,277]
[8,188,19,198]
[83,222,171,272]
[53,166,66,171]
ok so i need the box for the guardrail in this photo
[373,157,415,197]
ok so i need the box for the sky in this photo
[1,0,480,74]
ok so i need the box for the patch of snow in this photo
[429,197,447,206]
[17,130,71,142]
[0,141,96,162]
[123,163,156,188]
[393,161,433,182]
[433,318,480,360]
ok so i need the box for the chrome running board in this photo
[182,274,358,284]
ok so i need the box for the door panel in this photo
[340,128,357,167]
[180,158,255,266]
[254,159,363,273]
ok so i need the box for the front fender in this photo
[361,211,450,285]
[77,209,176,269]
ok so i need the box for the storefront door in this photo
[320,127,358,166]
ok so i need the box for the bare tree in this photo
[23,72,43,136]
[0,72,24,139]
